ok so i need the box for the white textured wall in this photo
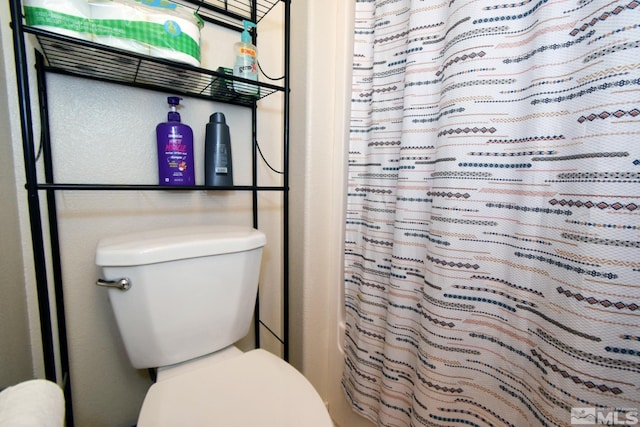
[47,79,265,427]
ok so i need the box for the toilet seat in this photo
[137,349,334,426]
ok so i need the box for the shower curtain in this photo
[342,0,639,426]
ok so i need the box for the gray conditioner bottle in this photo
[204,112,233,186]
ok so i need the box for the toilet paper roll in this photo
[0,379,65,427]
[146,15,201,67]
[23,0,92,41]
[89,0,150,56]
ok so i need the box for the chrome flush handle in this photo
[96,277,131,291]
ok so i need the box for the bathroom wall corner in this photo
[0,7,37,386]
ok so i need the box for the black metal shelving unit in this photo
[8,0,290,425]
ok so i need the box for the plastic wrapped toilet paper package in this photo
[22,0,91,40]
[23,0,203,66]
[88,0,150,56]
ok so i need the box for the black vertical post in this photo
[252,99,261,349]
[282,0,290,362]
[8,0,57,381]
[251,2,261,350]
[35,52,74,427]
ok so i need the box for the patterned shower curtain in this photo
[342,0,639,426]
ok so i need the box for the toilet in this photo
[95,225,333,426]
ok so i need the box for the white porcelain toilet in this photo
[95,225,333,426]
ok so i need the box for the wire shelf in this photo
[26,26,283,107]
[172,0,281,27]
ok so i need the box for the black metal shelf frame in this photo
[37,183,287,191]
[172,0,281,28]
[8,0,291,425]
[26,25,284,107]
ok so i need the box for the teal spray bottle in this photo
[233,20,258,95]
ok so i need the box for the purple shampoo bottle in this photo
[156,97,195,186]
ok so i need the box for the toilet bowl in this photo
[139,348,333,426]
[95,225,333,426]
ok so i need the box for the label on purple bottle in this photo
[157,124,194,185]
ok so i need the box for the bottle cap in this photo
[210,112,226,123]
[167,96,181,106]
[241,20,256,43]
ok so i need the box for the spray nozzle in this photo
[167,96,182,108]
[240,20,256,43]
[167,96,182,122]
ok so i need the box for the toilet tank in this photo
[95,225,266,369]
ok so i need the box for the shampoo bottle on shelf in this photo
[233,20,259,96]
[204,112,233,186]
[156,96,195,186]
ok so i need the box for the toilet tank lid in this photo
[95,225,266,266]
